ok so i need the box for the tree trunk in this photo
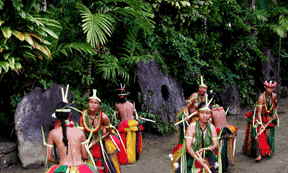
[41,0,47,12]
[251,0,256,10]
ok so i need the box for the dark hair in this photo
[198,102,207,110]
[116,96,127,103]
[55,102,69,150]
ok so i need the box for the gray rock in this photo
[0,151,18,168]
[136,60,185,122]
[0,142,16,154]
[219,85,241,115]
[0,142,17,168]
[14,84,79,168]
[262,48,280,84]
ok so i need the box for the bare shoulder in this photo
[209,123,216,131]
[272,92,277,98]
[101,112,110,122]
[115,103,120,110]
[48,128,57,137]
[115,102,120,107]
[186,122,196,136]
[102,112,108,118]
[48,128,58,141]
[258,93,265,102]
[190,92,198,99]
[188,122,196,130]
[127,100,134,106]
[72,127,84,133]
[75,128,85,138]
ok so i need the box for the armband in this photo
[45,144,54,148]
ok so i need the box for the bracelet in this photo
[45,144,54,148]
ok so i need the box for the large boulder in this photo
[14,84,79,168]
[219,85,241,116]
[136,60,185,122]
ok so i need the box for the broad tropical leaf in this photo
[77,3,114,48]
[56,42,96,56]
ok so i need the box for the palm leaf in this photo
[77,3,114,48]
[96,54,130,82]
[56,42,96,56]
[1,27,13,39]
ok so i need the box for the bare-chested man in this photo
[79,89,121,173]
[175,77,208,144]
[211,105,238,170]
[115,97,135,121]
[187,77,208,114]
[243,80,278,162]
[115,85,143,164]
[46,102,95,173]
[182,76,208,126]
[211,106,229,129]
[185,103,220,173]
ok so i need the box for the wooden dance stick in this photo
[175,112,198,126]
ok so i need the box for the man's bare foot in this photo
[255,155,262,162]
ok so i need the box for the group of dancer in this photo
[44,85,143,173]
[170,77,279,173]
[42,76,279,173]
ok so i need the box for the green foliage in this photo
[77,3,115,48]
[139,112,176,135]
[96,53,130,83]
[101,102,119,126]
[0,1,62,75]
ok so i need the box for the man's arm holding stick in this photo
[185,123,211,173]
[133,102,156,123]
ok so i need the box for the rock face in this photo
[219,85,241,116]
[262,48,280,84]
[136,60,185,122]
[0,142,17,168]
[14,84,79,168]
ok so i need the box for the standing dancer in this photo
[80,89,121,173]
[243,80,279,162]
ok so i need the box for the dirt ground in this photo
[1,98,288,173]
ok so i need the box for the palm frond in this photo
[56,42,96,56]
[96,54,130,83]
[254,10,269,22]
[77,3,114,48]
[114,6,154,34]
[270,15,288,38]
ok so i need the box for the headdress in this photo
[116,83,129,97]
[264,80,277,88]
[89,89,101,102]
[198,97,213,112]
[199,75,208,88]
[52,85,71,118]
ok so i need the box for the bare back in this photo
[211,107,229,129]
[47,127,87,166]
[115,101,135,121]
